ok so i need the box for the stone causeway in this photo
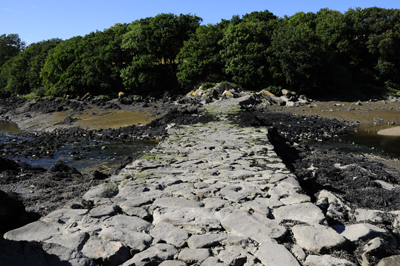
[4,96,400,266]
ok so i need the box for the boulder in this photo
[150,222,189,248]
[292,224,347,253]
[273,203,326,225]
[255,239,300,266]
[304,255,356,266]
[220,209,287,242]
[122,244,178,266]
[81,238,130,266]
[178,248,211,264]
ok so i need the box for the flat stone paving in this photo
[4,96,399,266]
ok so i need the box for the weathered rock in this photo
[43,209,88,223]
[122,243,178,266]
[377,255,400,266]
[178,248,211,264]
[273,203,326,225]
[220,209,287,242]
[304,254,356,266]
[354,208,384,223]
[187,233,227,249]
[81,238,131,266]
[292,224,347,253]
[291,244,306,261]
[361,237,395,266]
[0,238,98,266]
[99,227,152,253]
[255,239,300,266]
[150,222,189,248]
[44,232,89,251]
[82,183,119,200]
[153,207,221,233]
[332,223,386,242]
[89,204,119,218]
[153,197,204,208]
[159,261,187,266]
[4,221,61,242]
[217,245,257,266]
[104,215,152,233]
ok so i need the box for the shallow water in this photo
[0,120,157,172]
[339,124,400,158]
[0,120,23,133]
[15,139,158,173]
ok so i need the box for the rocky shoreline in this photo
[1,91,400,265]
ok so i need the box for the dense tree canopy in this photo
[1,38,62,96]
[40,24,129,96]
[0,34,26,68]
[176,24,224,88]
[1,8,400,98]
[121,13,202,94]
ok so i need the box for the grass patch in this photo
[103,183,119,197]
[133,171,160,180]
[22,93,41,100]
[140,153,167,161]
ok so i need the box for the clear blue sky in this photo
[1,0,399,45]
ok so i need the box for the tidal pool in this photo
[0,120,24,133]
[0,120,158,172]
[339,124,400,158]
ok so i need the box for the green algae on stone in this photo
[140,153,167,161]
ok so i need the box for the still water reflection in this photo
[0,120,23,133]
[340,124,400,158]
[0,120,157,172]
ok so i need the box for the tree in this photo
[40,36,82,95]
[242,10,277,23]
[176,24,225,88]
[0,34,26,67]
[314,9,353,92]
[0,57,16,97]
[41,23,130,96]
[75,23,130,95]
[344,7,400,92]
[1,38,62,96]
[219,19,275,90]
[121,13,202,94]
[267,14,328,95]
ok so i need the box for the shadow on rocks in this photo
[0,238,98,266]
[0,190,40,238]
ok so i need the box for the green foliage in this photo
[0,34,26,68]
[1,8,400,98]
[41,24,130,96]
[268,20,327,94]
[0,57,15,97]
[218,81,238,90]
[177,24,224,89]
[266,85,283,95]
[219,20,273,90]
[1,38,62,96]
[344,7,400,92]
[121,13,202,93]
[200,82,215,90]
[103,183,119,197]
[40,36,82,95]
